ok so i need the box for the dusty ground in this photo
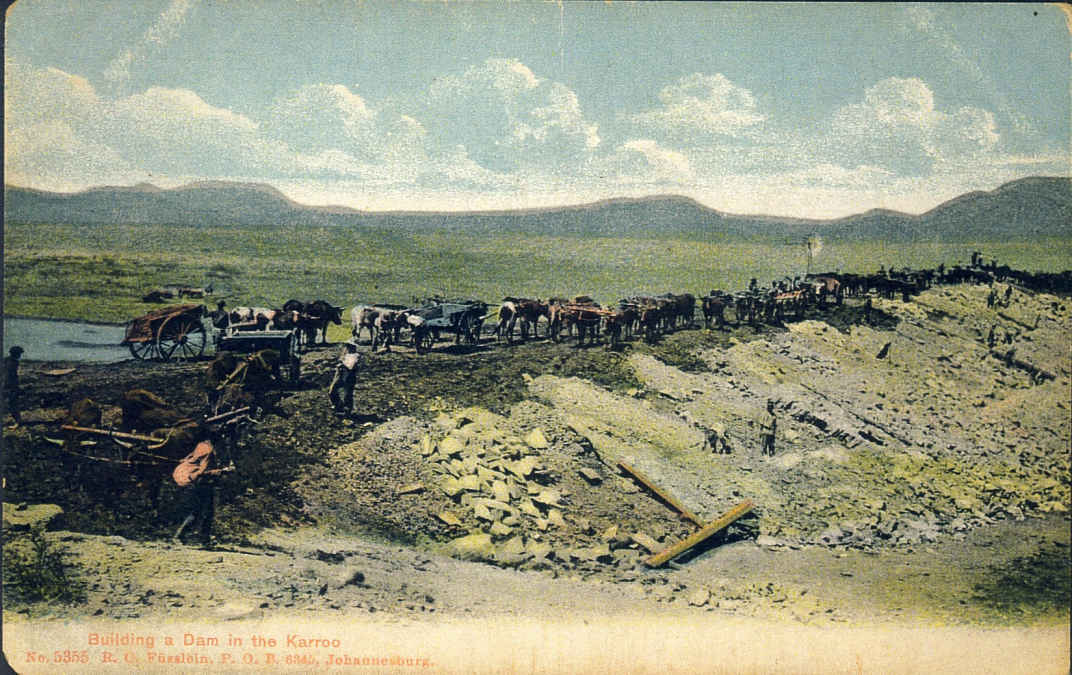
[3,285,1070,672]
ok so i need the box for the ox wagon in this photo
[122,303,209,361]
[409,299,489,354]
[215,329,302,383]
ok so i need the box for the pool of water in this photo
[3,317,131,363]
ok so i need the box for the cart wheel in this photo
[128,340,157,361]
[158,315,207,361]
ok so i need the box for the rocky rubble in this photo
[291,284,1069,572]
[299,404,699,577]
[3,283,1068,625]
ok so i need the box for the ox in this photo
[602,306,637,349]
[497,298,550,343]
[549,298,602,346]
[284,299,343,348]
[702,292,729,329]
[229,307,298,332]
[351,304,408,349]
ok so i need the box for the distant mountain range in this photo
[4,176,1069,241]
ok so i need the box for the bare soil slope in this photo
[3,286,1069,635]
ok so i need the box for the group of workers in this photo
[2,320,783,549]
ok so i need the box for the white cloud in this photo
[631,73,765,139]
[596,139,693,185]
[420,58,599,172]
[825,77,1000,175]
[261,83,429,174]
[4,121,136,189]
[3,58,1062,220]
[104,0,199,92]
[904,6,1037,141]
[4,65,100,127]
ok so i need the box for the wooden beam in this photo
[645,500,754,567]
[61,425,163,444]
[617,460,704,527]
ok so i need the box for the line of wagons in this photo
[120,302,301,381]
[120,258,1040,363]
[119,296,491,369]
[355,293,701,350]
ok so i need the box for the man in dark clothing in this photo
[761,399,777,457]
[4,346,24,428]
[209,300,230,330]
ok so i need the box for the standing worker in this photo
[4,345,24,429]
[328,340,360,416]
[172,429,228,548]
[760,399,778,457]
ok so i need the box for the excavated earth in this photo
[3,285,1070,668]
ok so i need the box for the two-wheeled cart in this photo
[122,303,208,361]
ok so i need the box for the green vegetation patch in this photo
[2,527,87,607]
[7,222,1072,324]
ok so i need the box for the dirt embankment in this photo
[3,285,1069,627]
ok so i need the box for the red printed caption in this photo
[23,632,434,668]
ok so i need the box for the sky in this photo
[4,1,1070,218]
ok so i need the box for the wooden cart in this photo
[122,303,208,362]
[409,299,489,354]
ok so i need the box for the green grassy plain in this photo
[4,222,1071,325]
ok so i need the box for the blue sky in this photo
[5,1,1070,218]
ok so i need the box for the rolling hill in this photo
[4,176,1069,241]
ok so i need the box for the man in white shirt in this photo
[329,341,360,415]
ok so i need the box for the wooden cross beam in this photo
[645,499,754,567]
[617,460,704,527]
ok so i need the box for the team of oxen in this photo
[219,299,343,350]
[210,258,1072,354]
[52,256,1068,515]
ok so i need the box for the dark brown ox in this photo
[602,306,637,349]
[702,292,730,329]
[284,299,343,348]
[550,298,603,347]
[61,398,104,476]
[497,298,550,343]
